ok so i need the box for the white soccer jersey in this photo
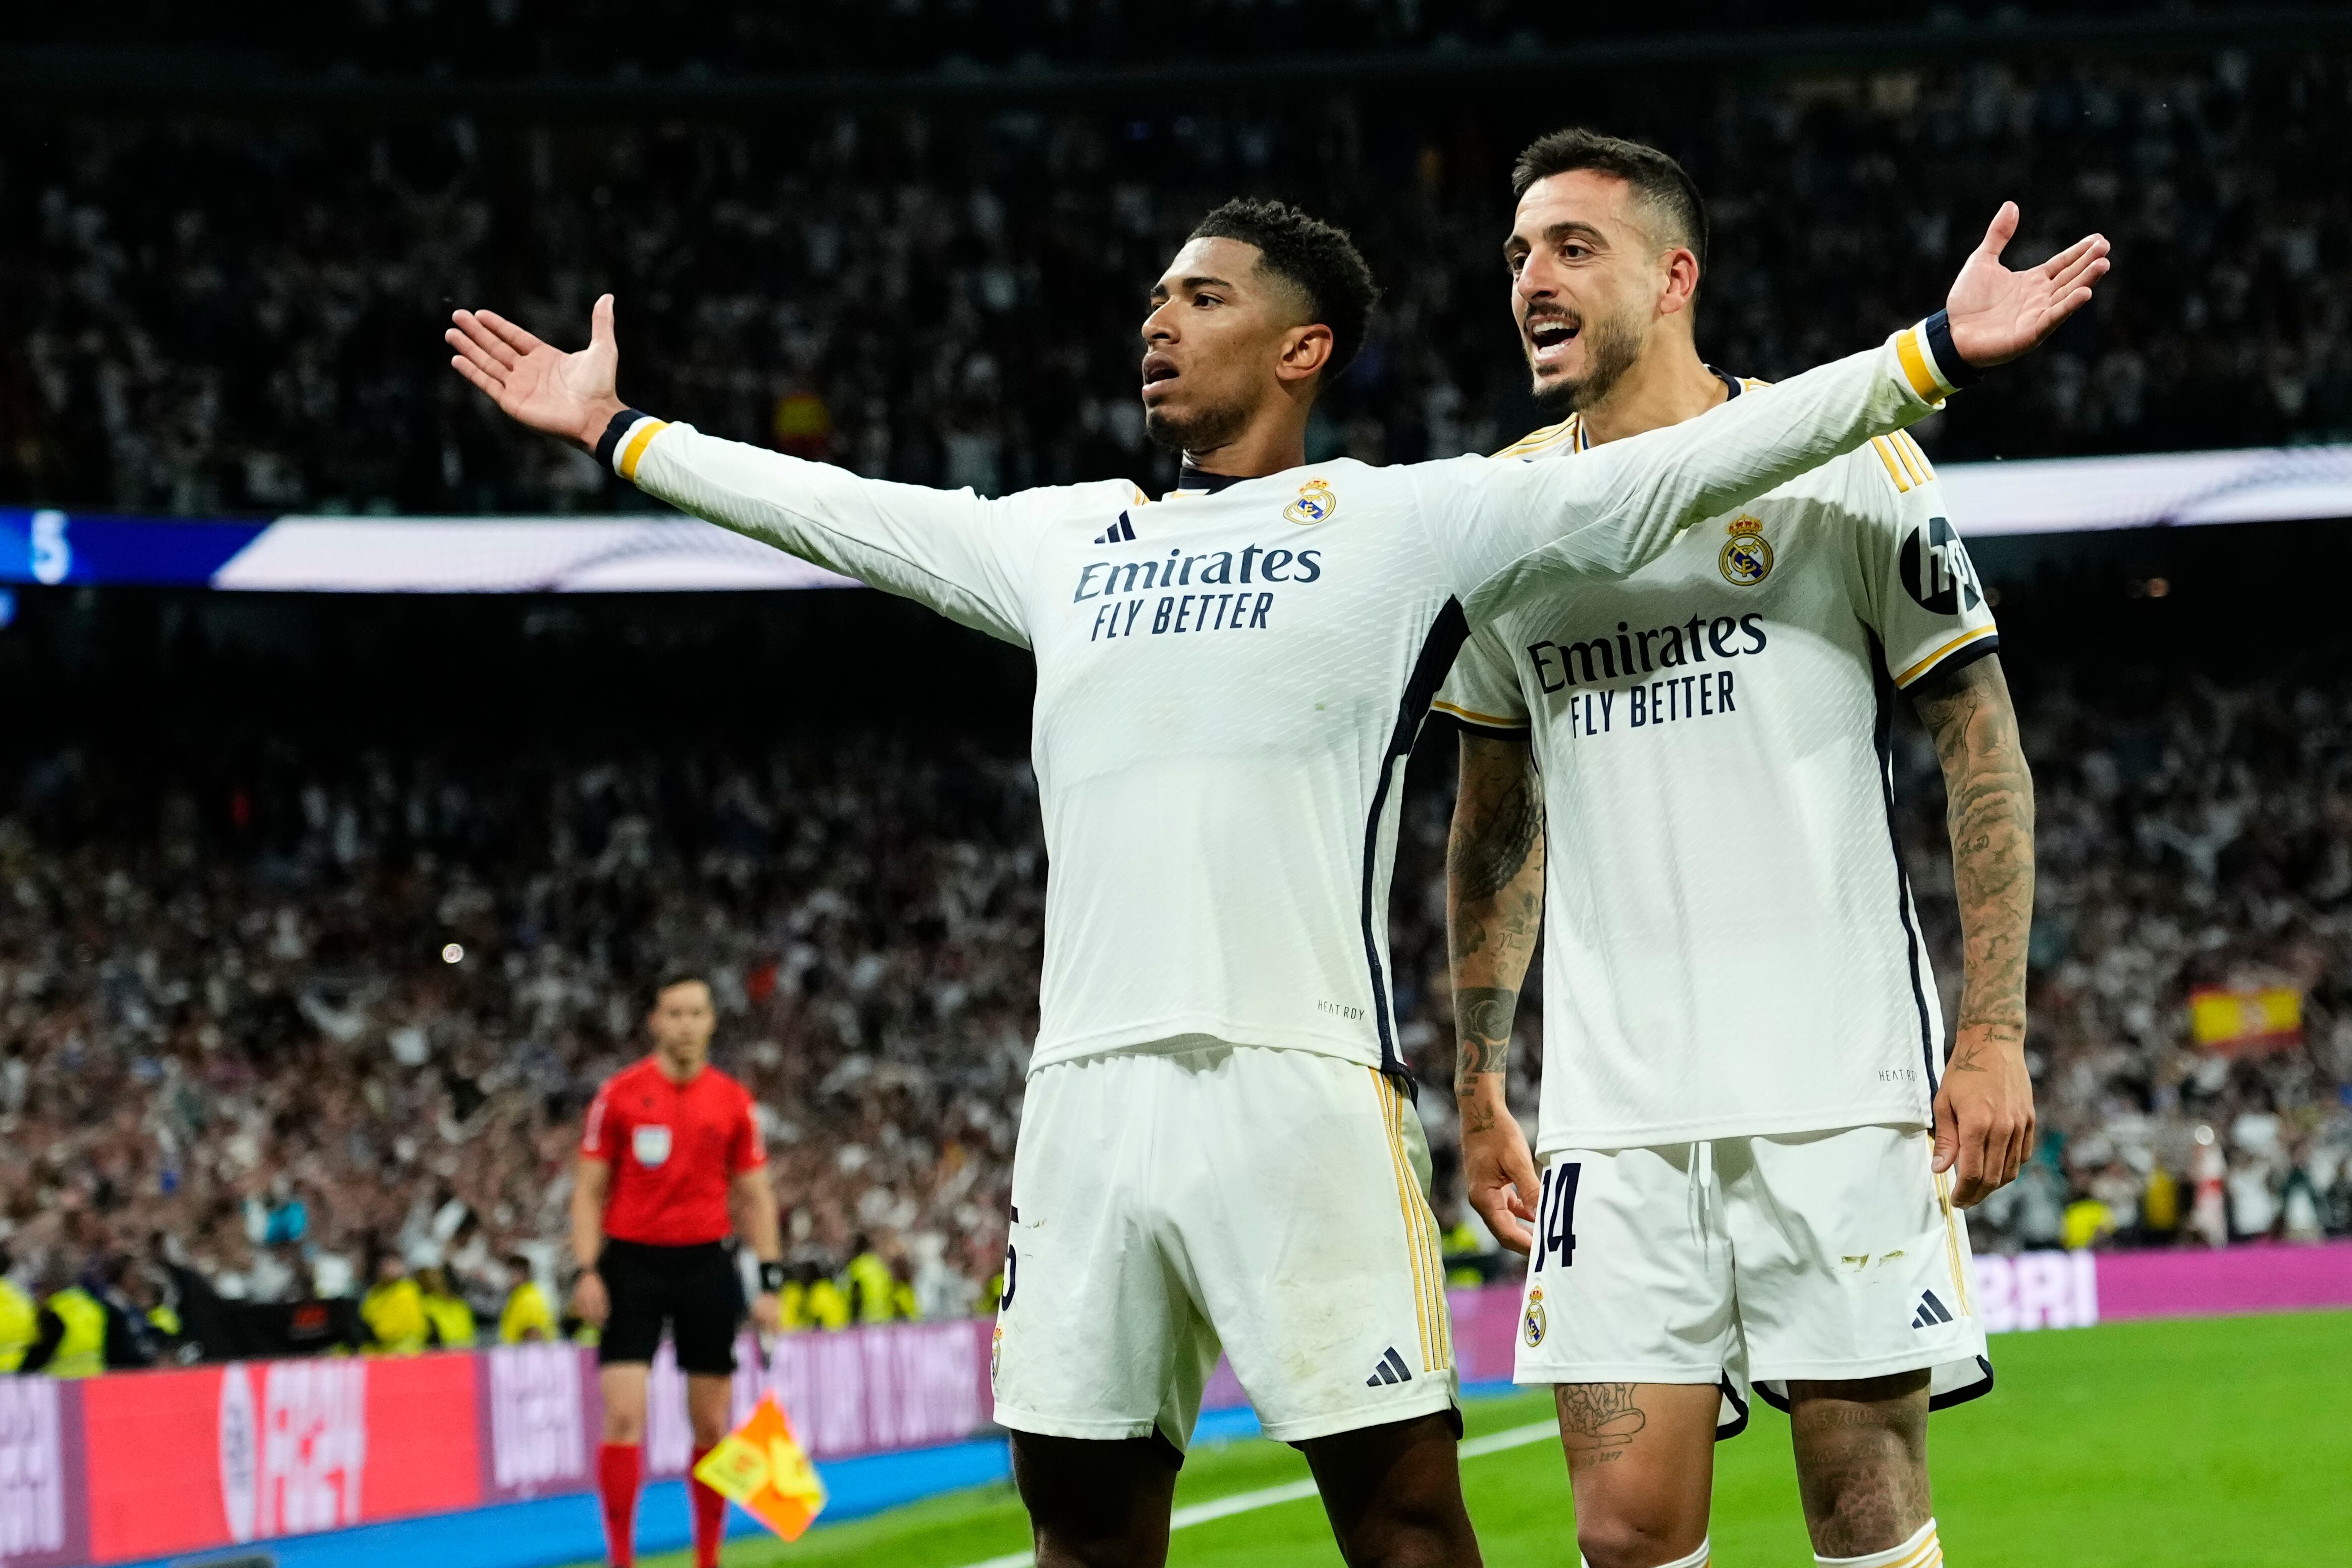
[606,327,1963,1077]
[1435,379,1998,1151]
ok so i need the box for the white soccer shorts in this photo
[1513,1124,1991,1429]
[991,1042,1460,1451]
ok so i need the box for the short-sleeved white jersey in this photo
[606,329,1962,1077]
[1434,378,1997,1151]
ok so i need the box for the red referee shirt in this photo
[581,1057,765,1246]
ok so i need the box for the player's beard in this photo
[1145,394,1251,457]
[1530,305,1645,417]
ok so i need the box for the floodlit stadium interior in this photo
[0,6,2347,1567]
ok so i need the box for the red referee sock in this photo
[690,1445,726,1568]
[598,1442,641,1567]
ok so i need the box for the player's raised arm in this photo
[447,297,1039,647]
[1433,206,2108,614]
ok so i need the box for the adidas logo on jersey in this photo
[1910,1289,1956,1329]
[1365,1347,1414,1387]
[1092,513,1138,545]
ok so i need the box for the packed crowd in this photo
[11,3,2222,78]
[0,735,1043,1354]
[5,47,2351,517]
[1894,666,2352,1253]
[2,652,2347,1362]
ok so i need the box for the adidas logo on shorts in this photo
[1365,1347,1414,1387]
[1910,1289,1956,1329]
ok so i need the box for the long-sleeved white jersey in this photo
[602,321,1968,1076]
[1435,373,1999,1149]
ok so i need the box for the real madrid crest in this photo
[1719,514,1772,587]
[1522,1285,1547,1347]
[990,1323,1005,1384]
[1283,477,1339,527]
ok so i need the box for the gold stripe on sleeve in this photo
[1871,437,1913,494]
[1894,327,1944,402]
[1431,699,1528,731]
[1898,431,1938,483]
[616,418,670,481]
[1895,624,1998,689]
[1891,434,1929,489]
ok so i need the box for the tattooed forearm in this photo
[1450,739,1545,907]
[1911,653,2034,1059]
[1554,1382,1648,1457]
[1448,734,1545,1101]
[1455,984,1515,1122]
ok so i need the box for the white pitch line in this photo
[952,1419,1556,1568]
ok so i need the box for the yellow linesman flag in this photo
[692,1393,828,1542]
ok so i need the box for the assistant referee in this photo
[572,969,781,1568]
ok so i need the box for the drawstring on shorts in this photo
[1687,1140,1717,1257]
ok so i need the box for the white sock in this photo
[1578,1539,1711,1568]
[1816,1517,1941,1568]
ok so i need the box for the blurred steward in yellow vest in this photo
[360,1250,431,1355]
[0,1247,37,1373]
[499,1253,557,1343]
[417,1266,478,1349]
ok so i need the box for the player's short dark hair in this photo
[1511,128,1709,280]
[1188,197,1381,376]
[650,966,711,1005]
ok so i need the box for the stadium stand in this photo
[4,46,2351,516]
[3,25,2350,1358]
[1,635,2346,1353]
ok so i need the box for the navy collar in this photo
[1709,365,1744,399]
[1175,460,1249,495]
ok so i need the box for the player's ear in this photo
[1658,246,1701,318]
[1276,323,1335,386]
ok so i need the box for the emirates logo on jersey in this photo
[1719,515,1773,587]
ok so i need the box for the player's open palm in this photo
[446,293,625,450]
[1944,202,2110,368]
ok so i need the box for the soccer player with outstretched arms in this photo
[1439,131,2055,1568]
[450,192,2102,1567]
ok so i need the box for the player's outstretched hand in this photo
[446,293,628,451]
[1944,203,2110,369]
[1931,1026,2037,1208]
[1461,1105,1540,1255]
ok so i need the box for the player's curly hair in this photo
[1512,128,1709,280]
[1188,197,1382,376]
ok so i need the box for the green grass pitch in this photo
[613,1310,2348,1566]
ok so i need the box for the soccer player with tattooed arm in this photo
[449,185,2100,1568]
[1440,130,2058,1568]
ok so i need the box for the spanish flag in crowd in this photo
[692,1394,827,1542]
[2187,986,2303,1055]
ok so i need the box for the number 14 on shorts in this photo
[1535,1162,1581,1270]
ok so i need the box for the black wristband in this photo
[593,408,649,468]
[758,1260,788,1293]
[1920,310,1983,390]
